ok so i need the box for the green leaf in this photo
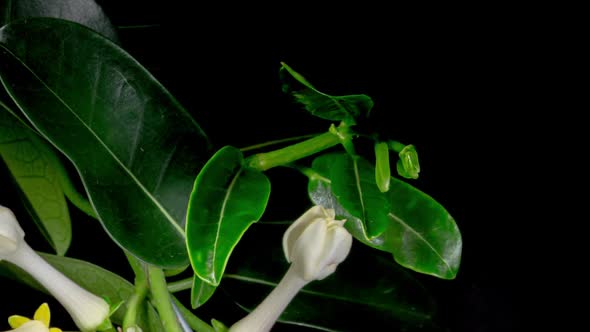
[396,144,420,179]
[280,62,374,124]
[331,154,391,238]
[0,102,72,255]
[0,18,212,268]
[187,146,270,286]
[191,274,217,309]
[374,141,391,193]
[223,224,437,331]
[309,153,462,279]
[0,0,119,42]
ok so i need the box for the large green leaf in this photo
[223,223,438,331]
[280,62,374,125]
[0,18,212,268]
[0,101,71,255]
[186,146,270,286]
[309,153,462,279]
[0,253,164,331]
[0,0,119,42]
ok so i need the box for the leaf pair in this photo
[309,153,462,279]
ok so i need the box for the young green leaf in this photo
[186,146,270,286]
[191,274,217,309]
[223,223,437,331]
[374,141,391,192]
[280,62,374,125]
[0,102,72,255]
[330,153,391,238]
[0,18,212,268]
[0,0,119,42]
[309,153,462,279]
[397,144,420,179]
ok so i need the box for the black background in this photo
[0,2,547,331]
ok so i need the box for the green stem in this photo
[387,140,405,153]
[172,297,215,332]
[246,131,340,171]
[123,254,149,330]
[167,277,193,293]
[147,265,183,332]
[239,133,320,152]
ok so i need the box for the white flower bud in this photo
[283,205,352,281]
[0,205,109,332]
[230,205,352,332]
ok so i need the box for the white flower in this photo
[230,205,352,332]
[0,205,109,332]
[283,205,353,281]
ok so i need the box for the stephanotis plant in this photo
[0,1,462,331]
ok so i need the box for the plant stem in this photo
[123,254,149,330]
[239,133,320,152]
[172,297,216,332]
[167,277,193,293]
[147,265,183,332]
[246,131,339,171]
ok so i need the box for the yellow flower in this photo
[6,303,62,332]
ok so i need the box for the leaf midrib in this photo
[0,44,184,236]
[387,212,452,275]
[211,167,243,282]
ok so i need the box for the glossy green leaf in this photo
[0,0,119,42]
[0,18,211,268]
[331,154,391,238]
[280,62,374,125]
[211,319,229,332]
[186,146,270,286]
[397,144,420,179]
[0,101,71,255]
[374,141,391,193]
[191,274,217,309]
[223,223,437,331]
[309,153,462,279]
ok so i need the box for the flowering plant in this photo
[0,1,462,331]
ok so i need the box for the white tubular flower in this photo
[0,206,109,332]
[230,205,352,332]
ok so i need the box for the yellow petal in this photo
[8,315,31,328]
[33,303,50,327]
[49,328,63,332]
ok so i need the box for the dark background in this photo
[1,2,544,331]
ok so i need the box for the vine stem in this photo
[147,265,183,332]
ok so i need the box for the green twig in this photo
[246,130,340,171]
[239,133,320,152]
[123,253,149,330]
[147,265,183,332]
[167,277,193,293]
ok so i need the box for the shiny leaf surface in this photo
[0,18,211,268]
[309,153,462,279]
[186,146,270,286]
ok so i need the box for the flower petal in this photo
[8,315,31,328]
[282,205,324,261]
[33,303,50,327]
[49,328,63,332]
[291,218,327,281]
